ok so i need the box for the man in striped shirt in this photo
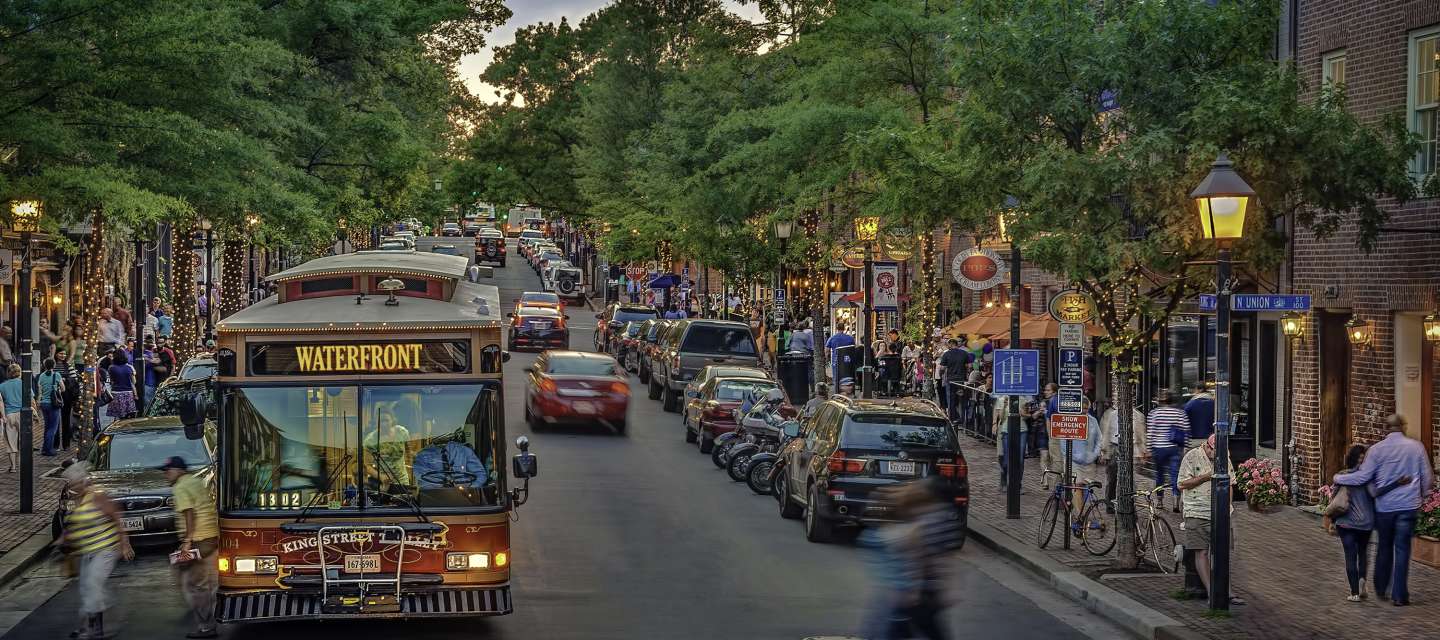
[1144,389,1190,513]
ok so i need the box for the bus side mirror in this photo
[512,436,538,479]
[179,394,208,440]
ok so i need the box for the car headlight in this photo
[233,556,279,575]
[163,496,176,508]
[445,552,490,570]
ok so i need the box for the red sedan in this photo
[689,377,782,453]
[523,351,629,435]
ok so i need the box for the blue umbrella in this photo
[648,274,680,288]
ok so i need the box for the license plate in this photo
[573,401,595,414]
[121,516,144,532]
[344,554,382,573]
[885,461,916,475]
[530,321,551,329]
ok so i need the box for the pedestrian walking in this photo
[104,350,138,421]
[1327,444,1415,601]
[0,363,22,472]
[37,358,65,456]
[1177,434,1242,605]
[1144,389,1190,512]
[159,456,220,638]
[60,462,134,639]
[1333,414,1434,606]
[992,391,1024,490]
[95,308,125,356]
[935,338,970,422]
[1182,383,1215,444]
[858,478,962,640]
[56,351,80,450]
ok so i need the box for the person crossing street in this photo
[159,456,220,638]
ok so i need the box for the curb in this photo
[966,520,1206,640]
[0,527,55,591]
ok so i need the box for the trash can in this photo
[878,353,902,396]
[833,344,861,385]
[776,352,813,405]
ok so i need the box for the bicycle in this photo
[1087,486,1180,572]
[1036,470,1109,552]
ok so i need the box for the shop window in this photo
[1409,29,1440,175]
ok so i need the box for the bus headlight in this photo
[445,553,489,570]
[234,556,279,575]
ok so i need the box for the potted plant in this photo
[1413,488,1440,568]
[1235,457,1287,513]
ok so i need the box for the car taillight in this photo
[702,402,727,419]
[672,355,680,369]
[537,377,557,392]
[610,382,629,395]
[936,462,966,478]
[827,450,867,474]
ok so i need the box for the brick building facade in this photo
[1287,0,1440,501]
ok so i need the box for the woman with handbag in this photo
[0,364,21,472]
[1329,444,1412,602]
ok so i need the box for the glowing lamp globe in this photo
[1190,153,1255,242]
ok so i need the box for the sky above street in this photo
[458,0,763,101]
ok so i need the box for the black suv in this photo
[651,319,759,413]
[475,232,506,266]
[774,397,969,544]
[593,303,658,352]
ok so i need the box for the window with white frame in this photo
[1410,30,1440,175]
[1322,50,1346,88]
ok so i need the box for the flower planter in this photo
[1246,499,1281,514]
[1414,536,1440,569]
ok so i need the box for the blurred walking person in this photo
[61,462,134,639]
[159,456,221,638]
[859,478,963,640]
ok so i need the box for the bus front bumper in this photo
[218,584,512,622]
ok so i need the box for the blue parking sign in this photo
[1059,347,1083,387]
[992,349,1040,396]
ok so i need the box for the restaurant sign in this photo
[248,340,470,375]
[1048,289,1096,324]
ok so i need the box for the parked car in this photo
[430,243,460,256]
[516,229,546,255]
[522,351,628,434]
[515,290,563,312]
[774,396,969,544]
[615,322,644,371]
[440,222,463,237]
[686,377,782,452]
[635,319,672,383]
[508,306,569,351]
[651,319,760,413]
[532,249,564,274]
[475,231,506,266]
[53,417,216,543]
[594,303,659,353]
[681,365,770,434]
[550,264,584,301]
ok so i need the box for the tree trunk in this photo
[170,222,200,362]
[78,211,106,445]
[219,241,247,319]
[1111,348,1139,569]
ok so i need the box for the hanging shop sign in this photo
[840,244,867,270]
[882,230,914,261]
[1048,288,1096,324]
[951,247,1007,290]
[872,262,899,312]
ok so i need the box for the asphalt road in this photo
[0,237,1126,640]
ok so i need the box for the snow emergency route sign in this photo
[1049,414,1088,440]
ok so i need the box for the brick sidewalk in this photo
[0,416,73,558]
[959,433,1439,640]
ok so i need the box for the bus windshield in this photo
[223,383,501,513]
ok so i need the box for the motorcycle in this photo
[726,410,786,482]
[712,389,792,470]
[746,419,802,495]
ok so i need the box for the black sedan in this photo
[508,306,570,351]
[53,417,215,544]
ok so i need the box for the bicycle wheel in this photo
[1036,495,1060,549]
[1080,501,1117,556]
[1147,517,1179,573]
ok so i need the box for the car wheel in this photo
[777,473,801,519]
[698,431,714,454]
[685,420,698,443]
[638,364,650,384]
[647,377,662,401]
[662,387,679,413]
[613,420,626,436]
[804,483,835,543]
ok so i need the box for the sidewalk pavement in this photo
[0,415,72,573]
[958,432,1438,640]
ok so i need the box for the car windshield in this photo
[547,357,618,376]
[519,230,543,240]
[716,380,776,401]
[841,414,956,450]
[94,428,211,471]
[614,308,657,324]
[623,323,642,337]
[522,292,560,304]
[223,383,501,512]
[681,326,757,356]
[179,360,216,380]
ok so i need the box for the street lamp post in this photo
[132,236,151,411]
[200,219,215,344]
[1191,152,1255,611]
[855,217,880,398]
[10,200,41,513]
[775,219,793,322]
[1001,196,1024,519]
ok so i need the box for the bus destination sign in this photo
[248,340,470,375]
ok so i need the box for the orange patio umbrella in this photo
[987,315,1108,342]
[940,305,1040,339]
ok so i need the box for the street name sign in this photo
[1058,323,1085,348]
[1058,347,1084,387]
[1050,414,1088,440]
[1197,294,1311,313]
[992,349,1040,396]
[1056,388,1084,415]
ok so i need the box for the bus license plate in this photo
[885,461,916,475]
[344,555,382,573]
[121,517,145,532]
